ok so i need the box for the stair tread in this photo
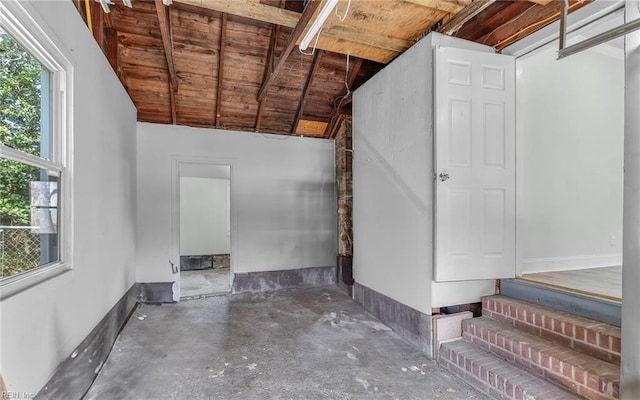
[440,339,582,400]
[466,317,620,380]
[487,295,620,338]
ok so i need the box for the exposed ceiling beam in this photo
[215,13,227,128]
[256,1,284,132]
[403,0,471,14]
[104,27,119,78]
[175,0,409,62]
[257,0,321,101]
[478,0,591,50]
[437,0,496,36]
[325,56,363,138]
[292,50,322,134]
[177,0,299,27]
[169,81,177,124]
[322,25,412,53]
[155,0,179,91]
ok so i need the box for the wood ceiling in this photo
[74,0,590,139]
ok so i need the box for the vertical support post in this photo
[622,1,640,398]
[559,0,568,52]
[335,119,354,292]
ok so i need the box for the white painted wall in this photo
[180,177,230,255]
[517,45,624,274]
[136,123,336,286]
[352,32,495,314]
[0,1,137,395]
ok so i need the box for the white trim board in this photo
[520,253,622,275]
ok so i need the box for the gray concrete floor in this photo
[86,286,488,400]
[180,266,231,298]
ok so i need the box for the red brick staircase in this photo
[439,295,621,400]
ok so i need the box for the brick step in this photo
[439,339,581,400]
[483,295,621,365]
[464,317,619,400]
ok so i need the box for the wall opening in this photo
[515,8,624,302]
[178,163,231,298]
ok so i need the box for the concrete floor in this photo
[86,286,488,400]
[180,266,231,298]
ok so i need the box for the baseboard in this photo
[232,266,336,293]
[521,253,622,274]
[352,282,433,358]
[136,282,175,303]
[35,284,139,400]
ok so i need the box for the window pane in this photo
[0,26,52,160]
[0,158,59,278]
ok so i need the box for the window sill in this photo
[0,262,71,301]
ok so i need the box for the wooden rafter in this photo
[437,0,496,36]
[90,0,104,49]
[155,0,178,124]
[215,13,227,128]
[255,0,285,132]
[291,50,322,134]
[257,0,321,101]
[477,0,591,50]
[104,27,119,76]
[155,0,179,90]
[324,56,363,138]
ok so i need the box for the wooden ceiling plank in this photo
[324,56,363,138]
[257,0,321,101]
[177,0,299,28]
[528,0,554,5]
[437,0,496,36]
[292,50,323,134]
[155,0,179,90]
[403,0,471,14]
[216,13,227,128]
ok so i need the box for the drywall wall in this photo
[180,177,230,255]
[517,44,624,273]
[136,123,336,287]
[0,1,137,395]
[352,32,495,315]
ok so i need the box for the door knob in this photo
[439,172,450,182]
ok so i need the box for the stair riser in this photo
[483,297,621,365]
[464,322,619,400]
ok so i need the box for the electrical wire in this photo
[335,0,351,22]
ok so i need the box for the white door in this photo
[434,46,515,282]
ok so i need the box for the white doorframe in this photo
[171,156,237,299]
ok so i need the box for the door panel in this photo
[434,46,515,282]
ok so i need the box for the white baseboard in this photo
[520,253,622,274]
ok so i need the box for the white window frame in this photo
[0,0,74,300]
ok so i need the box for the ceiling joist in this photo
[155,0,179,90]
[257,0,321,101]
[292,50,323,134]
[215,13,227,127]
[437,0,496,36]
